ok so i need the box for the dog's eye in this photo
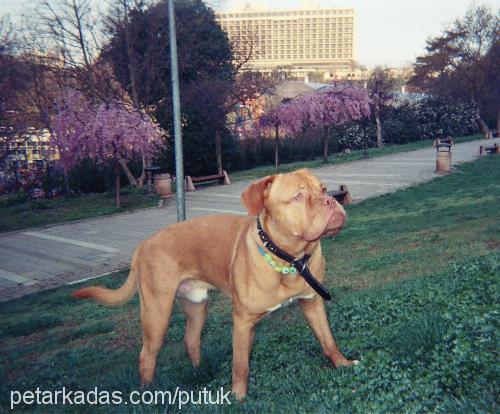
[295,192,303,200]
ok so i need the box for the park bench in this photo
[327,184,352,205]
[185,170,231,191]
[480,143,499,155]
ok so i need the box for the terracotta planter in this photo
[154,173,173,205]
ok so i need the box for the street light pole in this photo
[168,0,185,221]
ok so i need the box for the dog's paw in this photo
[232,384,247,402]
[333,358,360,368]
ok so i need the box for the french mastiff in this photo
[74,168,357,400]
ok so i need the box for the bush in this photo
[68,158,109,193]
[0,192,29,207]
[228,133,324,172]
[383,97,479,144]
[67,158,138,194]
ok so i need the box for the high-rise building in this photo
[215,6,357,80]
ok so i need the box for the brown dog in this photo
[74,168,357,400]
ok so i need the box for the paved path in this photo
[0,138,497,302]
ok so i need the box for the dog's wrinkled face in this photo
[241,169,346,242]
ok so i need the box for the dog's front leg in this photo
[231,309,259,401]
[299,296,358,368]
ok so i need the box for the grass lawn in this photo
[0,187,160,234]
[0,156,498,413]
[0,133,484,234]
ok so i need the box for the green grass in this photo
[0,134,484,234]
[0,187,160,234]
[0,156,498,413]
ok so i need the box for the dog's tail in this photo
[73,250,139,306]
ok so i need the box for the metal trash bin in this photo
[144,165,161,193]
[433,137,453,174]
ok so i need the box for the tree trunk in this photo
[118,159,138,187]
[114,160,121,208]
[123,0,140,109]
[375,107,383,148]
[363,125,369,158]
[496,108,500,137]
[13,162,20,193]
[63,166,71,196]
[478,118,492,139]
[136,151,146,188]
[323,126,329,163]
[215,130,223,175]
[274,124,279,173]
[123,1,145,188]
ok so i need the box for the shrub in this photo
[68,158,109,193]
[383,97,479,144]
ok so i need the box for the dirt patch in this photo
[485,239,500,251]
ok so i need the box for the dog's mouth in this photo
[303,210,344,242]
[322,207,346,238]
[324,225,343,238]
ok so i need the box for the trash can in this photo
[434,137,452,174]
[144,165,161,193]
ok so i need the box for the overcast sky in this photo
[2,0,498,67]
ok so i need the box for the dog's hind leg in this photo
[138,283,177,386]
[179,297,207,366]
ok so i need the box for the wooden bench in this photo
[480,143,499,155]
[328,184,352,205]
[185,170,231,191]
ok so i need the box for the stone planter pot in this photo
[154,173,173,206]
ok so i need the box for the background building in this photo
[216,6,357,80]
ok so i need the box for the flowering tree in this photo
[305,86,371,162]
[53,89,165,207]
[258,99,307,172]
[259,85,371,168]
[367,67,397,147]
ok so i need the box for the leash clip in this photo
[293,255,310,274]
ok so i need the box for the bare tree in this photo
[104,0,151,107]
[31,0,102,97]
[25,0,151,187]
[213,29,275,174]
[103,0,153,186]
[410,6,499,137]
[0,16,30,167]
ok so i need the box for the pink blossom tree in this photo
[259,85,371,169]
[305,85,371,162]
[258,98,307,172]
[52,89,165,207]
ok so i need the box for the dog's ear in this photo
[241,175,276,216]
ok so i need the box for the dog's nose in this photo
[324,195,334,207]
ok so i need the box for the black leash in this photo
[256,217,331,301]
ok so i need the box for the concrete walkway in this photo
[0,138,497,302]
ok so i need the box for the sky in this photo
[1,0,499,67]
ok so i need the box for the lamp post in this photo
[168,0,186,221]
